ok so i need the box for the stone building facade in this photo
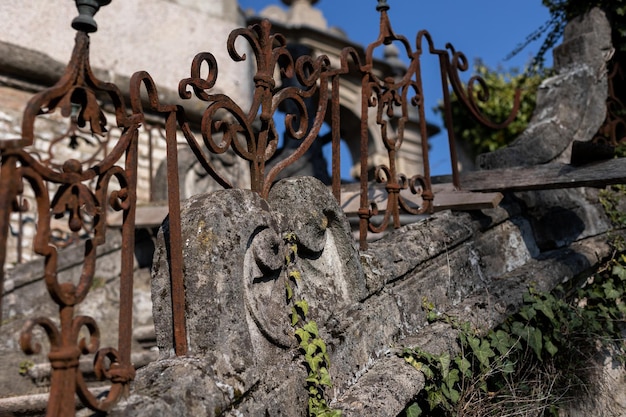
[0,0,255,264]
[0,0,433,265]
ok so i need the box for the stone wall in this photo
[109,177,621,417]
[1,5,625,417]
[0,0,255,266]
[0,0,251,102]
[477,8,612,169]
[106,7,626,417]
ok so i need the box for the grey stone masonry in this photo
[110,176,621,416]
[477,8,612,169]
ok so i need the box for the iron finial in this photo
[72,0,112,33]
[376,0,390,12]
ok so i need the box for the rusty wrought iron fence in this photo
[0,0,520,415]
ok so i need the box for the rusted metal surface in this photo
[0,4,137,415]
[352,2,520,249]
[178,19,334,198]
[133,70,189,355]
[0,1,522,415]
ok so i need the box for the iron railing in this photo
[0,0,521,415]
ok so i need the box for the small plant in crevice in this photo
[284,232,341,417]
[399,186,626,417]
[18,359,35,376]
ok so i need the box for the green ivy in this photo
[400,186,626,416]
[436,62,547,160]
[284,232,342,417]
[600,184,626,250]
[18,360,34,376]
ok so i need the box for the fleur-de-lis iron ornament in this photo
[0,0,138,415]
[72,0,112,33]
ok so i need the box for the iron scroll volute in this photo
[72,0,112,33]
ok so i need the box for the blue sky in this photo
[238,0,554,176]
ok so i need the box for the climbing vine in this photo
[437,61,547,160]
[284,232,342,417]
[400,186,626,416]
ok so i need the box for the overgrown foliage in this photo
[446,1,626,162]
[437,62,546,160]
[399,186,626,416]
[284,232,342,417]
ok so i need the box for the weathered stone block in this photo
[477,8,611,169]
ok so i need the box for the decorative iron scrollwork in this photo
[179,19,332,198]
[0,2,139,413]
[0,4,527,415]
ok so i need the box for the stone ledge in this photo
[0,41,209,125]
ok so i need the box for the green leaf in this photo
[467,335,481,352]
[533,299,555,321]
[285,282,293,301]
[289,269,302,282]
[510,321,528,341]
[448,387,460,404]
[477,339,496,369]
[295,300,309,318]
[518,305,536,321]
[489,330,513,356]
[295,327,311,345]
[523,291,535,303]
[501,359,515,374]
[603,281,621,299]
[319,367,333,387]
[303,321,319,337]
[427,310,439,323]
[438,353,451,380]
[469,338,495,369]
[404,355,420,370]
[306,375,320,384]
[312,338,327,354]
[458,331,467,348]
[444,368,460,391]
[307,353,323,372]
[427,389,444,410]
[421,297,435,311]
[478,379,488,393]
[544,337,558,357]
[419,362,435,380]
[405,403,422,417]
[454,356,472,378]
[459,321,472,334]
[441,384,452,403]
[528,326,543,359]
[306,343,319,357]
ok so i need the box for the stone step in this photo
[0,386,110,417]
[21,350,158,389]
[0,350,158,416]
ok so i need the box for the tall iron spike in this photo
[72,0,112,33]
